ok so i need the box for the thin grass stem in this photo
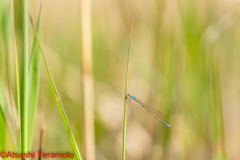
[80,0,95,159]
[14,34,20,120]
[20,0,28,154]
[39,125,46,160]
[122,17,134,160]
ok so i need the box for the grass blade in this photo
[0,104,19,160]
[28,14,83,160]
[20,0,28,154]
[1,0,19,141]
[209,49,227,160]
[14,32,21,155]
[122,17,134,160]
[27,5,42,152]
[14,31,20,120]
[0,0,10,127]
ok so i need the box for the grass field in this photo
[1,0,240,160]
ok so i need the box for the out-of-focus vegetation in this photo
[1,0,240,160]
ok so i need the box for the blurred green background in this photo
[1,0,240,160]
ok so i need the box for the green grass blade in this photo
[14,32,20,120]
[20,0,28,154]
[27,5,42,152]
[0,0,9,125]
[1,0,20,143]
[1,0,15,118]
[0,56,8,121]
[122,17,134,160]
[28,14,83,160]
[14,34,21,155]
[12,5,21,153]
[0,104,19,160]
[209,50,227,160]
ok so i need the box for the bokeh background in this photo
[1,0,240,160]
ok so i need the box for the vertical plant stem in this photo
[39,126,46,160]
[20,0,28,154]
[14,36,20,120]
[209,48,227,160]
[122,17,134,160]
[81,0,95,159]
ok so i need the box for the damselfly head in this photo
[126,94,131,103]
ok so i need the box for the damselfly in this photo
[127,94,171,128]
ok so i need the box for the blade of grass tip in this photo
[122,17,134,160]
[27,5,42,152]
[0,104,20,160]
[28,14,83,160]
[20,0,28,155]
